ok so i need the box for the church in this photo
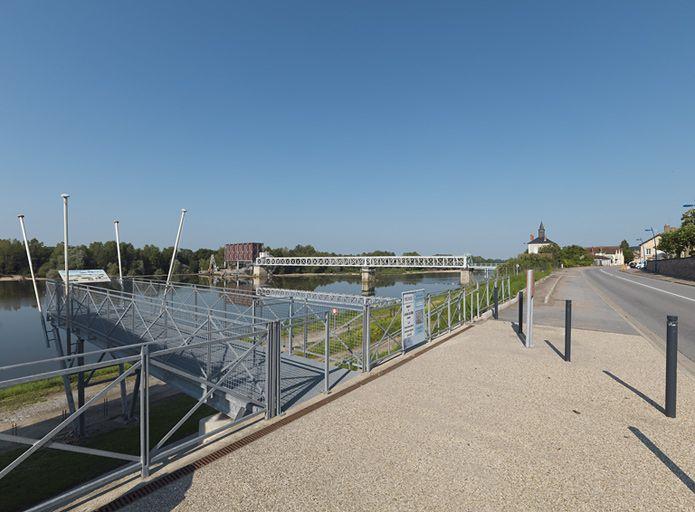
[527,222,555,254]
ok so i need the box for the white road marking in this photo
[598,270,695,303]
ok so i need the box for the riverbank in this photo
[0,275,47,282]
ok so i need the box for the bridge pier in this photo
[252,265,268,279]
[460,269,471,286]
[361,267,375,294]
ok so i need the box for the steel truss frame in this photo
[255,255,498,270]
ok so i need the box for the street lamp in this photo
[683,204,694,208]
[645,227,658,273]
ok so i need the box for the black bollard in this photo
[493,286,499,319]
[665,316,678,418]
[564,300,572,362]
[518,291,523,333]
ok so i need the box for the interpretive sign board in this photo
[402,289,426,350]
[59,269,111,284]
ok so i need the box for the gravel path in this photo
[122,320,695,511]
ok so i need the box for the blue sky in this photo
[1,1,694,258]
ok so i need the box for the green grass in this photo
[0,365,128,412]
[0,394,215,512]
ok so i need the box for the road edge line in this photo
[583,270,695,377]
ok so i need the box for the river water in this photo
[0,272,473,375]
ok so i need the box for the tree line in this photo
[1,239,504,278]
[0,239,224,278]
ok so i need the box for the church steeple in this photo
[538,221,546,241]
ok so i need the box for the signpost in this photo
[58,269,111,284]
[402,289,426,351]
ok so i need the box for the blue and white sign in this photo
[58,269,111,284]
[402,289,426,350]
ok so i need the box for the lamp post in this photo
[645,227,658,273]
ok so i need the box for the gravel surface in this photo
[122,320,695,512]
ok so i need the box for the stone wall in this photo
[645,256,695,281]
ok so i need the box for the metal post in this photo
[114,220,123,284]
[427,294,432,340]
[525,269,534,347]
[303,298,308,355]
[165,208,187,291]
[507,276,511,302]
[140,344,150,478]
[17,215,42,312]
[486,279,490,307]
[665,316,678,418]
[493,286,498,319]
[564,300,572,362]
[288,297,294,355]
[324,312,330,394]
[77,337,85,437]
[447,291,452,332]
[62,194,72,357]
[362,303,371,372]
[518,291,523,333]
[458,292,463,325]
[476,291,480,318]
[119,363,128,417]
[463,291,467,323]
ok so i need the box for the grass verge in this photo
[0,394,215,512]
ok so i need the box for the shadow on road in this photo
[603,370,664,414]
[629,426,695,494]
[544,339,565,361]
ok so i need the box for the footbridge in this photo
[254,254,497,290]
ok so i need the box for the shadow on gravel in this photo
[544,340,565,360]
[511,323,526,346]
[629,426,695,494]
[603,370,664,414]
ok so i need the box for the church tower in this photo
[538,221,546,241]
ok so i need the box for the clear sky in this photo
[1,1,694,258]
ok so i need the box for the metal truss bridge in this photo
[254,255,496,270]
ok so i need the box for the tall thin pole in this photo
[114,220,123,283]
[62,194,72,357]
[17,215,42,313]
[62,194,70,297]
[165,208,187,289]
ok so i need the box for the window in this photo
[646,248,652,255]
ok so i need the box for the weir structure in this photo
[2,197,511,511]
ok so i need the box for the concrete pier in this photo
[361,267,375,294]
[459,269,471,286]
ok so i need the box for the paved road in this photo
[584,267,695,365]
[501,267,695,365]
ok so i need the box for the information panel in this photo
[402,289,426,350]
[58,269,111,284]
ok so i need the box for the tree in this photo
[619,240,633,264]
[681,208,695,227]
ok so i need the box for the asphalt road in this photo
[499,266,695,365]
[584,267,695,365]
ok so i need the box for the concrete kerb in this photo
[620,266,695,288]
[61,319,476,512]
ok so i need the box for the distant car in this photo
[628,261,637,268]
[635,261,646,270]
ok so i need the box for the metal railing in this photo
[1,273,515,510]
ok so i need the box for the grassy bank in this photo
[0,365,126,412]
[0,394,215,512]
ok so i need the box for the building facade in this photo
[527,222,555,254]
[585,246,624,266]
